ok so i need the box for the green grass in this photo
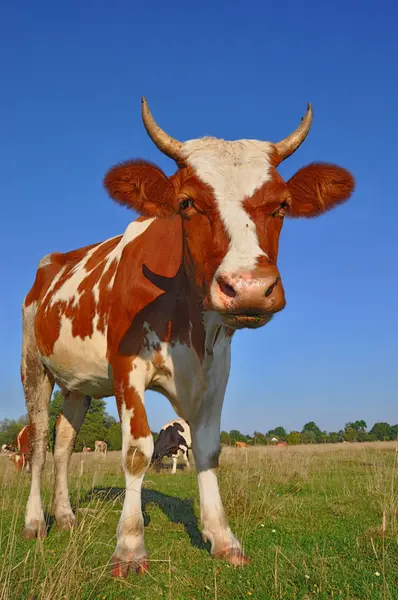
[0,443,397,599]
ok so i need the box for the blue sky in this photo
[1,1,397,435]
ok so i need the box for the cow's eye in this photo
[180,197,194,211]
[272,199,290,217]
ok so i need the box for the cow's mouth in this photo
[220,312,273,330]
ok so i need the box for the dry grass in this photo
[0,443,397,599]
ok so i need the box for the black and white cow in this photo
[152,419,191,474]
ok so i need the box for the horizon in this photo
[1,2,397,434]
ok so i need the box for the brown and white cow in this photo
[82,446,91,453]
[95,440,108,455]
[9,425,32,471]
[20,97,354,575]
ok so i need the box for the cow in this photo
[235,441,248,448]
[9,425,32,471]
[95,440,108,455]
[20,97,354,576]
[82,446,91,453]
[1,444,13,453]
[152,418,191,474]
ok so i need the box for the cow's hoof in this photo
[135,557,149,575]
[215,547,249,567]
[55,514,76,531]
[111,557,130,579]
[111,554,149,578]
[23,521,47,539]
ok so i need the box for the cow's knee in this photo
[124,437,154,477]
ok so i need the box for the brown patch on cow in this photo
[113,358,151,439]
[107,217,205,363]
[151,351,172,378]
[85,236,121,272]
[126,447,149,476]
[25,244,99,308]
[34,243,120,355]
[97,258,118,333]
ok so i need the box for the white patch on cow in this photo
[38,253,53,268]
[140,324,203,418]
[198,469,241,553]
[41,315,112,397]
[181,137,272,274]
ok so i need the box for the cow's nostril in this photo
[218,278,236,298]
[265,277,279,298]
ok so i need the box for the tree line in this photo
[1,393,397,450]
[221,420,398,445]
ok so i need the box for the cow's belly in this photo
[40,316,114,397]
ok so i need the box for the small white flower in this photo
[305,574,310,580]
[272,529,276,533]
[375,572,381,577]
[260,524,265,528]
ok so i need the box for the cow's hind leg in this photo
[112,358,154,577]
[21,307,54,539]
[171,453,178,474]
[182,448,190,470]
[52,393,91,529]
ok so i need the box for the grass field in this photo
[0,442,397,600]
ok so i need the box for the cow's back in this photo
[161,418,191,448]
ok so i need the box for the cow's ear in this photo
[104,159,178,218]
[286,162,355,218]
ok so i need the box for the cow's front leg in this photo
[111,358,153,577]
[190,358,248,567]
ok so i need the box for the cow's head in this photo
[104,98,354,330]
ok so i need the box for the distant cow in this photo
[152,419,191,474]
[82,446,91,454]
[9,425,32,471]
[1,444,13,454]
[95,440,108,455]
[235,441,248,448]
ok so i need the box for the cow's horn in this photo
[274,103,313,162]
[141,97,183,161]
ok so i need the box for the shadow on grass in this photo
[83,486,210,552]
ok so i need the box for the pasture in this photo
[0,443,397,600]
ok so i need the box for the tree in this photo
[369,422,392,441]
[287,431,302,445]
[75,398,107,451]
[229,430,246,444]
[106,422,122,450]
[49,390,64,451]
[220,431,232,445]
[267,427,286,441]
[302,422,322,443]
[302,430,316,444]
[390,425,398,440]
[253,431,267,445]
[345,420,367,433]
[328,432,343,443]
[343,427,357,442]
